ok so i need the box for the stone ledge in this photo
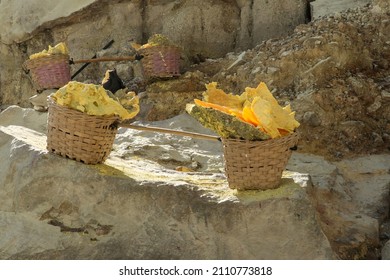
[0,113,334,259]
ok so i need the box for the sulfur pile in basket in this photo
[29,42,69,60]
[186,82,300,140]
[51,81,139,120]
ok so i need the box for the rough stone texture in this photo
[287,153,390,259]
[335,156,390,221]
[1,106,390,259]
[1,0,390,260]
[252,0,309,44]
[144,0,240,59]
[382,241,390,260]
[0,0,98,44]
[0,107,334,260]
[311,0,371,19]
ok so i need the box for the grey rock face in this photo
[0,107,334,259]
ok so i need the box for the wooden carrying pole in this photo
[119,123,221,142]
[71,56,137,64]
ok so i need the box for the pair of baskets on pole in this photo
[48,94,299,191]
[24,45,181,91]
[24,45,297,191]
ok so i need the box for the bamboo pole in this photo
[119,123,220,142]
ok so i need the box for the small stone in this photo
[303,111,321,127]
[372,132,384,146]
[266,67,279,74]
[175,166,194,172]
[29,89,56,109]
[33,105,47,112]
[226,51,246,70]
[367,96,382,113]
[381,90,390,99]
[382,241,390,260]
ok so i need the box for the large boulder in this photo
[0,106,334,259]
[2,105,390,259]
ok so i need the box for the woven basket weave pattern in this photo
[222,132,299,190]
[140,46,180,79]
[47,99,119,164]
[25,54,71,90]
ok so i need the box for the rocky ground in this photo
[5,1,389,162]
[1,0,390,260]
[185,2,390,161]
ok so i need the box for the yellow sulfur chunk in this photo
[251,97,281,138]
[52,81,139,120]
[191,81,300,139]
[252,82,279,106]
[29,42,69,60]
[251,97,300,138]
[242,105,260,127]
[203,82,242,110]
[239,86,262,103]
[240,82,299,137]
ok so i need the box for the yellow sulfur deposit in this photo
[194,82,300,138]
[52,81,139,120]
[131,34,176,50]
[203,82,242,110]
[29,42,69,60]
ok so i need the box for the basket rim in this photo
[25,53,69,62]
[27,53,69,60]
[221,131,299,144]
[138,45,181,53]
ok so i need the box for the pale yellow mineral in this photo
[29,42,69,60]
[193,82,300,139]
[245,82,300,138]
[52,81,139,120]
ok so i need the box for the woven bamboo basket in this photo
[24,54,71,90]
[46,98,119,164]
[139,45,180,79]
[222,132,299,191]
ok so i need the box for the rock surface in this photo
[311,0,371,19]
[1,0,390,260]
[0,107,334,260]
[1,106,390,259]
[0,0,98,44]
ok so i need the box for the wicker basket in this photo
[139,45,180,79]
[46,98,119,164]
[222,132,299,191]
[24,54,71,90]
